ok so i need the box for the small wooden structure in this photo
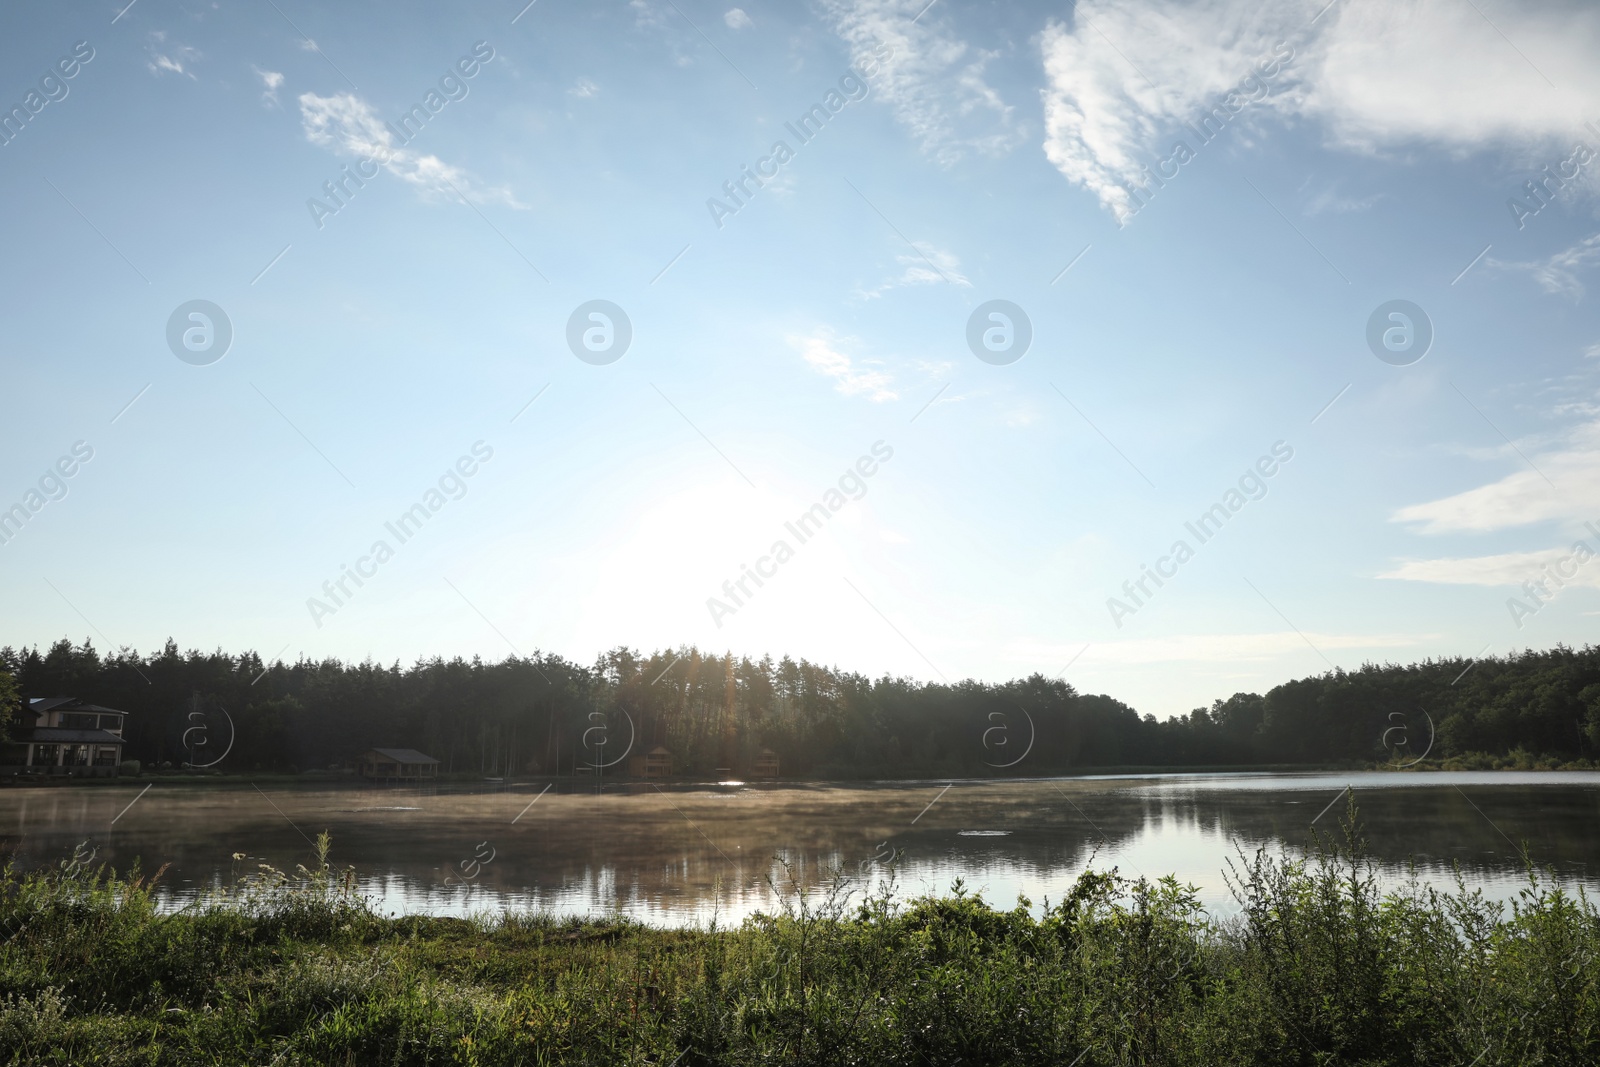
[752,749,780,779]
[357,748,440,780]
[628,745,673,779]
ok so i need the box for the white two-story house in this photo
[3,697,128,777]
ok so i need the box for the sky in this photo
[1,0,1598,718]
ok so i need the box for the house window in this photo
[33,744,60,766]
[63,745,91,767]
[99,715,124,733]
[93,747,118,767]
[62,713,99,729]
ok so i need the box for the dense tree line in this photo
[3,638,1599,776]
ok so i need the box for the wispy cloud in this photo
[1038,0,1306,218]
[568,77,599,99]
[858,242,970,299]
[1303,183,1384,216]
[821,0,1026,166]
[1380,546,1600,591]
[297,92,521,208]
[1488,232,1600,301]
[253,67,285,107]
[146,33,200,79]
[1091,630,1428,665]
[724,8,753,30]
[629,0,669,31]
[1392,414,1600,535]
[1038,0,1600,219]
[790,330,898,402]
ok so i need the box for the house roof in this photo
[647,745,672,755]
[26,697,127,716]
[363,748,439,764]
[17,728,126,744]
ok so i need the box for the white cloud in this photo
[1039,1,1305,218]
[146,34,200,79]
[1385,382,1600,603]
[254,67,285,107]
[761,168,799,200]
[858,242,971,298]
[1089,630,1429,665]
[298,38,320,53]
[1303,184,1384,216]
[820,0,1026,166]
[568,78,599,99]
[789,331,898,402]
[297,92,522,208]
[724,8,753,30]
[1038,0,1600,219]
[1004,408,1038,427]
[1489,232,1600,301]
[1299,0,1600,147]
[1391,415,1600,534]
[630,0,669,30]
[1380,545,1600,590]
[1393,467,1566,534]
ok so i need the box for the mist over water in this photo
[6,771,1596,926]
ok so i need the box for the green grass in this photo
[2,813,1597,1065]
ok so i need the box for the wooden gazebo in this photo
[628,745,673,779]
[357,748,440,780]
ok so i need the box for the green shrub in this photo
[2,813,1598,1065]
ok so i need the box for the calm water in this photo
[3,772,1597,925]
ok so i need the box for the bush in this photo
[2,813,1599,1065]
[116,760,140,776]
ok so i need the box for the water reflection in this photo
[1,771,1595,925]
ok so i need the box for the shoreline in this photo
[3,757,1593,789]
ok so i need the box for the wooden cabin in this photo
[357,748,440,780]
[627,745,673,779]
[752,749,780,779]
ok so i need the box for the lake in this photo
[3,771,1597,926]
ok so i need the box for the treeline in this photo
[3,638,1599,776]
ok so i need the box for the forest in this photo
[3,638,1599,776]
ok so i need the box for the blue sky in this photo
[2,0,1598,717]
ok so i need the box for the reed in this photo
[2,807,1595,1065]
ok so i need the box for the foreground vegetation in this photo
[2,815,1597,1065]
[7,637,1600,777]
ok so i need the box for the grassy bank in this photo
[2,817,1596,1065]
[1372,750,1600,772]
